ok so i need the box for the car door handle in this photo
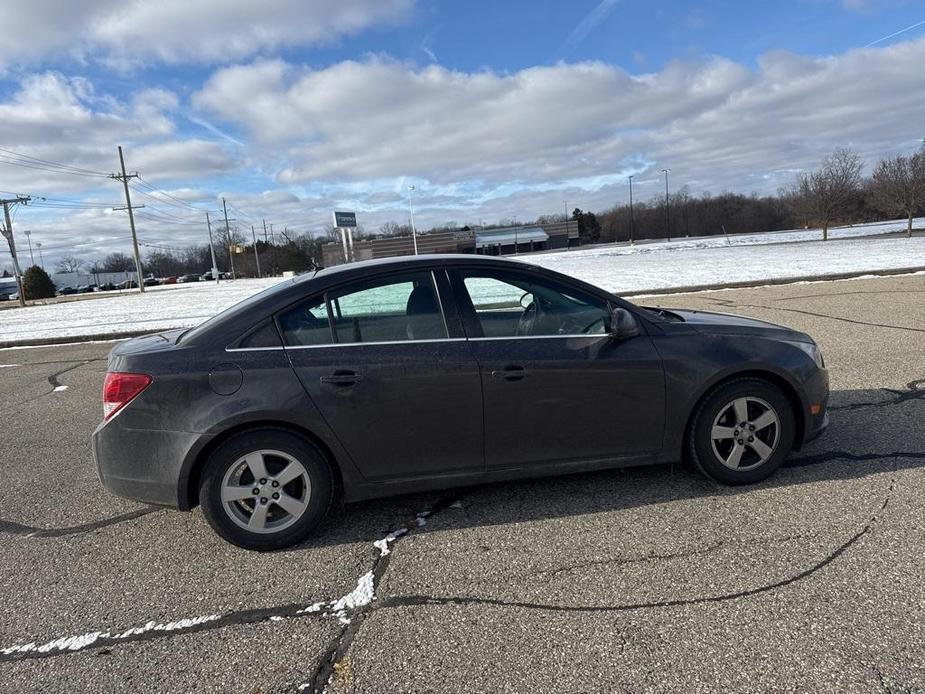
[491,365,528,381]
[320,371,362,386]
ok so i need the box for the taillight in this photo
[103,372,153,421]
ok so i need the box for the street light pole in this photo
[513,215,518,254]
[627,176,635,245]
[661,168,671,242]
[206,212,220,284]
[564,201,570,250]
[36,242,44,268]
[23,230,34,265]
[407,185,419,255]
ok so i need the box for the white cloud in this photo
[0,72,237,196]
[192,37,925,198]
[0,0,414,67]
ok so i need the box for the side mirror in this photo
[610,307,640,339]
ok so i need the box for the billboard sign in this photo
[333,211,357,228]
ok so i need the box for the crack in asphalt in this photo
[528,533,809,584]
[0,493,469,669]
[0,445,912,670]
[304,492,467,694]
[0,507,158,539]
[374,464,899,616]
[828,378,925,412]
[776,289,925,302]
[6,360,101,408]
[704,297,925,334]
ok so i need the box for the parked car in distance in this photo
[93,255,829,551]
[179,274,201,283]
[99,282,116,291]
[143,277,159,287]
[0,284,17,301]
[57,286,78,296]
[77,284,98,294]
[160,276,178,285]
[117,279,138,290]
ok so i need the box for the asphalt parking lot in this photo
[1,273,923,693]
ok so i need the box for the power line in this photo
[0,146,109,177]
[134,176,206,211]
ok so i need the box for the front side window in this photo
[277,271,448,346]
[459,270,609,338]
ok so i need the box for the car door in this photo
[449,266,665,470]
[277,269,484,481]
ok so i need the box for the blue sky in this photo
[1,0,924,267]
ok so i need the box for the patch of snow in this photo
[373,527,408,556]
[1,614,222,656]
[52,385,67,392]
[329,571,376,616]
[3,218,924,344]
[0,363,19,367]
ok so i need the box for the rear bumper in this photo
[92,419,209,509]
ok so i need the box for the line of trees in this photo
[594,145,925,244]
[53,230,327,279]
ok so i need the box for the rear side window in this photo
[277,296,333,347]
[329,272,447,344]
[276,271,448,346]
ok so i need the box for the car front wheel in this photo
[688,378,796,485]
[199,429,334,550]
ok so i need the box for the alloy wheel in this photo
[709,397,781,471]
[220,449,311,534]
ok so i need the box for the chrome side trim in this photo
[469,334,606,341]
[225,346,287,352]
[284,337,468,350]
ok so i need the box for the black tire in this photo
[687,377,795,485]
[199,428,334,551]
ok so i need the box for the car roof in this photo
[310,253,529,280]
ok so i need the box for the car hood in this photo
[660,308,813,343]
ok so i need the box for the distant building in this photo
[322,220,579,267]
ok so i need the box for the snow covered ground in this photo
[1,217,923,343]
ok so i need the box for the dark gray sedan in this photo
[93,254,829,550]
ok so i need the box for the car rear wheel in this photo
[688,378,795,485]
[199,429,334,551]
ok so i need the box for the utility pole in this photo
[222,197,236,280]
[36,242,44,268]
[628,175,635,245]
[661,168,671,242]
[251,225,262,278]
[206,212,220,284]
[262,219,269,243]
[111,146,146,292]
[1,196,30,307]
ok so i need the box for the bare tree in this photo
[870,148,925,237]
[54,255,84,273]
[798,148,864,240]
[99,252,135,272]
